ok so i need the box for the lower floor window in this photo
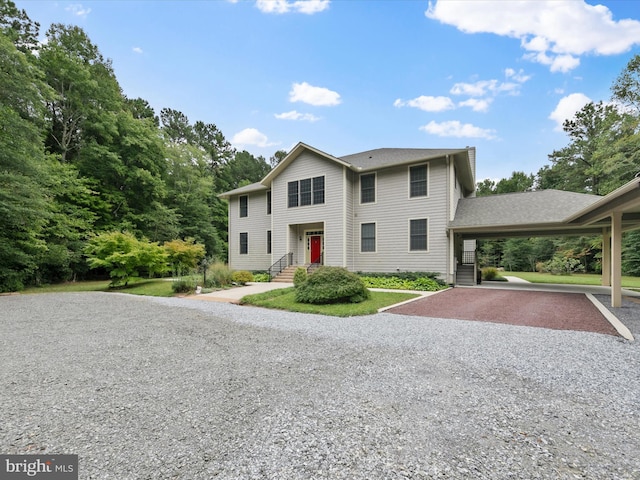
[267,230,272,254]
[410,219,428,251]
[361,223,376,252]
[240,232,248,254]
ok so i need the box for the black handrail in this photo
[268,252,293,281]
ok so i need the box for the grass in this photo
[503,271,640,288]
[240,287,420,316]
[22,278,176,297]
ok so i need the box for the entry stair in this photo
[272,264,321,283]
[456,264,475,286]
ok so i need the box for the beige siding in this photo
[271,151,346,267]
[352,158,450,275]
[227,191,272,271]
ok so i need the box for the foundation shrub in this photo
[205,262,233,288]
[293,267,308,287]
[295,266,370,304]
[232,270,254,285]
[482,267,499,281]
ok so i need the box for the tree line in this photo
[0,1,283,292]
[475,55,640,276]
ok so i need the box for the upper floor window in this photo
[239,195,248,217]
[288,176,325,208]
[409,164,428,198]
[267,230,272,254]
[267,191,271,215]
[360,173,375,204]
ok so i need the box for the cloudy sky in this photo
[16,0,640,181]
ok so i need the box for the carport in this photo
[449,177,640,307]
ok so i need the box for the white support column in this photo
[611,211,622,308]
[602,228,611,287]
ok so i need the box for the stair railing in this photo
[268,252,293,281]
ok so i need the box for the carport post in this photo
[602,228,611,287]
[611,211,622,308]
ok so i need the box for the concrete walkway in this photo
[188,282,294,303]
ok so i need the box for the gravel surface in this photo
[1,292,639,479]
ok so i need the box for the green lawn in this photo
[22,278,176,297]
[503,271,640,288]
[240,287,419,317]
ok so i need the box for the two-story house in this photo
[219,142,476,284]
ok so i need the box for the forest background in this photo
[2,0,640,292]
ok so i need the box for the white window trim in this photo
[239,195,249,218]
[407,163,430,200]
[359,172,377,205]
[359,221,377,253]
[407,217,429,253]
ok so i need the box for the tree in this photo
[0,32,50,291]
[84,231,167,286]
[612,54,640,114]
[0,0,39,52]
[164,238,206,275]
[495,171,534,194]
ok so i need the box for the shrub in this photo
[172,276,198,294]
[293,267,307,287]
[539,255,585,275]
[357,271,445,285]
[295,266,370,304]
[252,272,270,283]
[232,270,254,285]
[482,267,499,281]
[205,262,233,288]
[359,275,444,292]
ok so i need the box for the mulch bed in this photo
[387,288,619,336]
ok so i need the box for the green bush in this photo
[295,266,370,304]
[232,270,254,285]
[205,262,233,288]
[357,271,445,285]
[252,272,270,283]
[293,267,308,287]
[482,267,499,281]
[359,275,444,291]
[172,276,197,294]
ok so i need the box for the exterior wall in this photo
[271,151,346,267]
[351,158,450,275]
[227,190,272,271]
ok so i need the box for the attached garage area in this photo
[449,178,640,308]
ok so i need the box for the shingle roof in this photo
[450,190,602,228]
[217,182,267,199]
[340,148,467,170]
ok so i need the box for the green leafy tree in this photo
[84,231,167,286]
[0,0,40,52]
[164,238,206,275]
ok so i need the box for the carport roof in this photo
[450,178,640,238]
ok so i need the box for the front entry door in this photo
[310,236,322,264]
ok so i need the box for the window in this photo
[267,191,271,215]
[288,176,325,208]
[361,223,376,252]
[239,195,248,217]
[410,219,428,251]
[239,232,248,255]
[267,230,272,254]
[300,178,312,206]
[313,176,325,205]
[410,165,428,197]
[288,181,298,208]
[360,173,375,204]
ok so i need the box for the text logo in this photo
[0,455,77,480]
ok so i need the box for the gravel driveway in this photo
[1,292,639,479]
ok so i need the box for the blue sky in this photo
[15,0,640,181]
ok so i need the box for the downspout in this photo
[343,165,348,268]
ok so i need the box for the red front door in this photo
[310,236,322,264]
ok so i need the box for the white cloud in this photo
[426,0,640,72]
[256,0,329,14]
[420,120,497,140]
[549,93,592,131]
[275,110,320,122]
[394,95,455,112]
[132,47,143,54]
[289,82,341,106]
[232,128,278,148]
[458,98,492,112]
[66,3,91,18]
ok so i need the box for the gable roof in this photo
[219,142,476,198]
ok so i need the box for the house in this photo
[220,141,640,307]
[219,142,477,284]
